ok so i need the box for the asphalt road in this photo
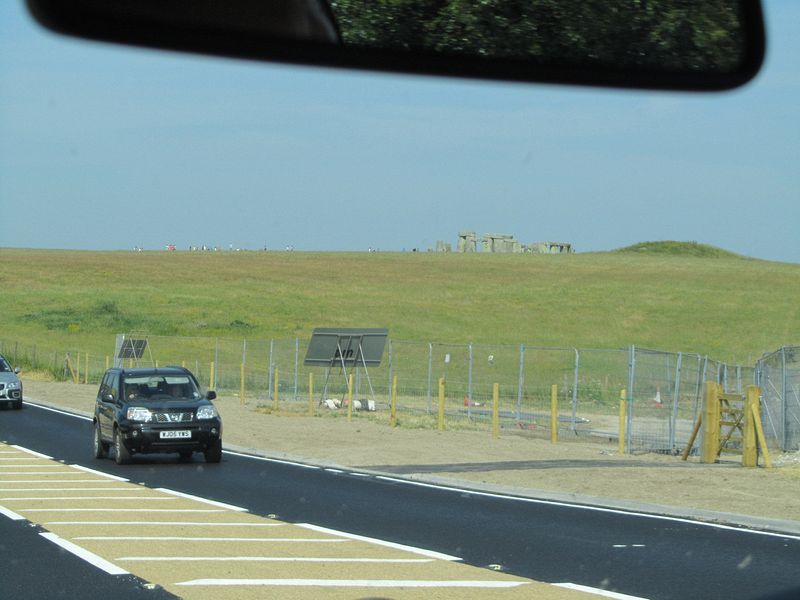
[2,402,800,600]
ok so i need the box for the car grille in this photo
[153,411,194,423]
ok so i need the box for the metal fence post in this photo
[571,349,580,433]
[267,339,274,401]
[294,337,299,401]
[670,352,682,452]
[387,340,393,404]
[427,343,433,414]
[626,345,636,453]
[214,337,220,389]
[782,347,788,450]
[467,343,473,419]
[517,344,525,422]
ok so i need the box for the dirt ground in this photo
[15,378,800,531]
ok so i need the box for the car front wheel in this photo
[204,439,222,463]
[114,428,130,465]
[93,422,107,459]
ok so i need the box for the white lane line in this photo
[154,488,247,512]
[222,449,321,470]
[39,532,128,575]
[120,556,426,563]
[23,403,92,422]
[324,468,344,474]
[0,488,141,492]
[554,583,650,599]
[0,479,121,483]
[70,465,129,481]
[0,471,80,475]
[373,476,800,542]
[21,508,226,513]
[0,465,72,469]
[298,523,461,561]
[46,521,284,527]
[78,537,347,543]
[10,445,53,459]
[176,579,527,588]
[348,472,370,477]
[0,504,25,520]
[1,496,176,501]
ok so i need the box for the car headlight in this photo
[126,407,152,422]
[196,406,218,420]
[6,381,20,389]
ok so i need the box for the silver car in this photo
[0,354,23,409]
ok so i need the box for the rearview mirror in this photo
[26,0,764,91]
[206,390,217,401]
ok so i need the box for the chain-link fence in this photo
[756,347,800,451]
[1,335,769,453]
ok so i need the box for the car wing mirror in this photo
[26,0,764,91]
[14,367,21,374]
[206,391,217,401]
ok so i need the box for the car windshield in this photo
[0,359,10,372]
[123,375,198,401]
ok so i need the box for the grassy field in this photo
[1,244,798,366]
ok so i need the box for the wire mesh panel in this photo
[627,348,706,454]
[757,347,800,451]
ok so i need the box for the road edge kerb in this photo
[22,397,800,538]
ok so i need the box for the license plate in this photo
[160,430,191,439]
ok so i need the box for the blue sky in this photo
[1,1,798,261]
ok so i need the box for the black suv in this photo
[93,366,222,464]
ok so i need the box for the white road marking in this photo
[0,465,71,469]
[554,582,650,599]
[176,578,528,588]
[78,537,347,543]
[155,488,248,512]
[21,508,226,513]
[70,464,129,481]
[0,458,45,461]
[0,471,81,475]
[23,403,92,422]
[0,504,25,520]
[0,487,141,491]
[349,472,370,477]
[222,449,321,470]
[39,532,128,575]
[46,521,284,527]
[0,479,120,483]
[119,556,427,563]
[373,476,800,542]
[10,445,53,459]
[324,468,344,474]
[298,523,461,561]
[0,496,176,501]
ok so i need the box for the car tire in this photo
[114,428,130,465]
[12,399,22,410]
[204,439,222,464]
[93,422,107,459]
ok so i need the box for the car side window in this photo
[98,372,111,399]
[110,373,120,401]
